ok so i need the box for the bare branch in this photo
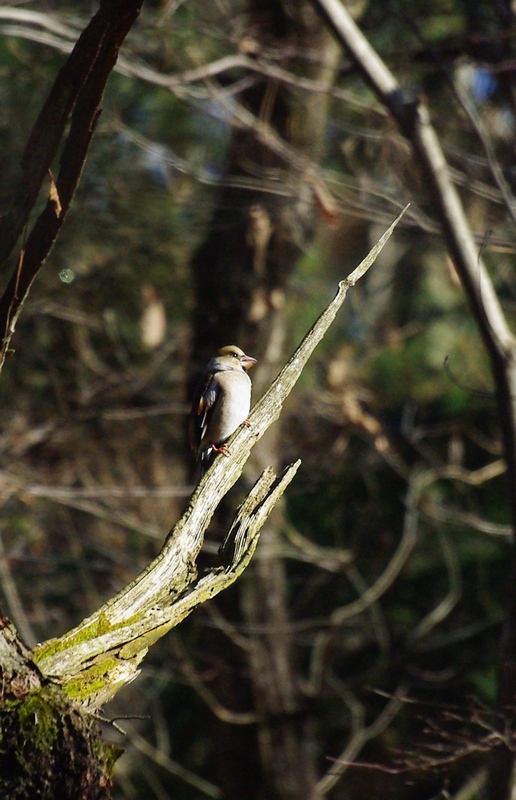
[309,4,516,796]
[311,0,515,360]
[31,209,407,708]
[307,464,421,694]
[313,685,405,798]
[0,10,381,113]
[0,0,144,371]
[121,722,222,798]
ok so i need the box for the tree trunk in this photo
[189,2,340,797]
[0,616,116,800]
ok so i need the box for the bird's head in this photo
[217,345,257,371]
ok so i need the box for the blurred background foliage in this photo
[0,0,515,798]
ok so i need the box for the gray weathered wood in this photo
[33,208,407,708]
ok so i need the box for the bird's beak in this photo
[241,354,257,370]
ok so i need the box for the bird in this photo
[190,345,257,476]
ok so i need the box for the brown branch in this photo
[0,0,144,370]
[313,686,405,798]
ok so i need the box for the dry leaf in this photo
[48,170,62,217]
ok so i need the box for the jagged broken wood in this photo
[32,207,408,708]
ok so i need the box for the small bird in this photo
[190,345,257,475]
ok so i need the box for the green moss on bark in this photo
[0,685,119,799]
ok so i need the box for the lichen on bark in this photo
[0,684,118,800]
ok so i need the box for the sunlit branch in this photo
[31,209,407,708]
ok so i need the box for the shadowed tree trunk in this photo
[189,1,341,797]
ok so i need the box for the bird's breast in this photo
[210,371,252,443]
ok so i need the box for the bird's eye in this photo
[231,352,239,358]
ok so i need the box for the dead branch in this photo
[0,0,144,371]
[31,209,407,709]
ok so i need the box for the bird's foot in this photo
[242,419,252,428]
[210,443,231,457]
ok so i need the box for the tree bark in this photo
[0,616,115,800]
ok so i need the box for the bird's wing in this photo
[189,372,221,456]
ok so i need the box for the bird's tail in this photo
[198,447,216,478]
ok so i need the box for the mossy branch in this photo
[32,208,407,708]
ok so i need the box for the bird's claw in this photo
[210,443,231,457]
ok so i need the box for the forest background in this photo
[0,1,515,799]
